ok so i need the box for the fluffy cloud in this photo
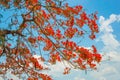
[74,77,86,80]
[98,14,120,61]
[98,14,120,51]
[92,14,120,80]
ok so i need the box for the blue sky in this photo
[0,0,120,80]
[68,0,120,16]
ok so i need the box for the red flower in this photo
[0,49,3,55]
[92,45,97,53]
[76,18,85,27]
[93,53,102,63]
[39,73,52,80]
[44,25,55,36]
[64,27,78,38]
[63,67,71,74]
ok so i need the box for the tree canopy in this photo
[0,0,102,80]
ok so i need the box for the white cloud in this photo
[74,77,86,80]
[96,64,118,77]
[45,61,72,77]
[92,14,120,80]
[103,51,120,62]
[98,14,120,62]
[98,14,120,52]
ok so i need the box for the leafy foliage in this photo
[0,0,102,80]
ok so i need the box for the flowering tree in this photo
[0,0,102,80]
